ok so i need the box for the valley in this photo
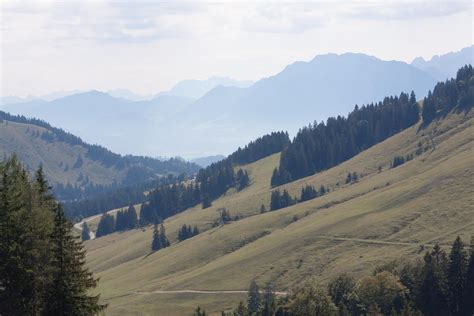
[82,109,473,315]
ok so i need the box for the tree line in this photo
[422,64,473,125]
[63,174,183,221]
[139,131,290,225]
[272,91,420,186]
[0,155,105,315]
[270,184,328,211]
[95,205,139,238]
[178,224,200,241]
[227,132,290,165]
[217,235,474,316]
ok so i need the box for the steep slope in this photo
[411,45,473,80]
[0,112,199,201]
[84,109,473,315]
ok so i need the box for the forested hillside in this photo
[0,111,199,201]
[139,131,289,225]
[79,65,473,315]
[272,65,473,186]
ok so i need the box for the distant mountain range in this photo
[1,47,472,158]
[411,45,473,80]
[158,76,253,99]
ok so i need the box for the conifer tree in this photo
[234,301,248,316]
[151,223,169,251]
[202,195,212,209]
[447,236,468,315]
[463,236,474,315]
[127,204,138,228]
[45,205,106,315]
[96,213,115,237]
[82,222,91,241]
[247,280,261,315]
[418,245,449,316]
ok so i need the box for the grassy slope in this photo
[0,119,131,186]
[85,111,474,315]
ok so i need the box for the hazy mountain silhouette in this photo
[158,76,253,99]
[411,45,473,80]
[2,52,443,157]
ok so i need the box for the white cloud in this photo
[1,0,472,97]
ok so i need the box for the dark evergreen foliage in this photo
[247,280,261,315]
[45,205,106,315]
[215,208,232,226]
[151,223,170,251]
[418,244,449,316]
[193,306,207,316]
[115,205,138,231]
[141,131,290,222]
[63,176,179,221]
[201,194,212,209]
[228,131,290,165]
[465,236,474,315]
[272,92,420,185]
[95,213,115,237]
[81,222,91,241]
[141,182,202,224]
[178,224,199,241]
[270,189,296,211]
[300,185,318,202]
[0,156,105,315]
[447,236,468,315]
[422,64,473,125]
[236,169,250,191]
[391,156,406,168]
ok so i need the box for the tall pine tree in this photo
[447,236,468,315]
[45,205,106,315]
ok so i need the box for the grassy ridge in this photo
[85,110,474,315]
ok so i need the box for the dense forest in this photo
[212,236,474,316]
[271,91,420,185]
[227,132,290,165]
[0,156,105,315]
[63,174,186,220]
[422,65,473,125]
[139,131,289,225]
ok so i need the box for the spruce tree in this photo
[234,301,248,316]
[45,205,106,315]
[247,280,261,315]
[127,205,138,229]
[81,222,91,241]
[463,236,474,315]
[418,245,449,316]
[151,223,162,251]
[447,236,468,315]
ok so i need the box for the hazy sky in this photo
[1,0,472,97]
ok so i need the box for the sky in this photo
[1,0,473,97]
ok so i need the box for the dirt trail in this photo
[133,289,289,295]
